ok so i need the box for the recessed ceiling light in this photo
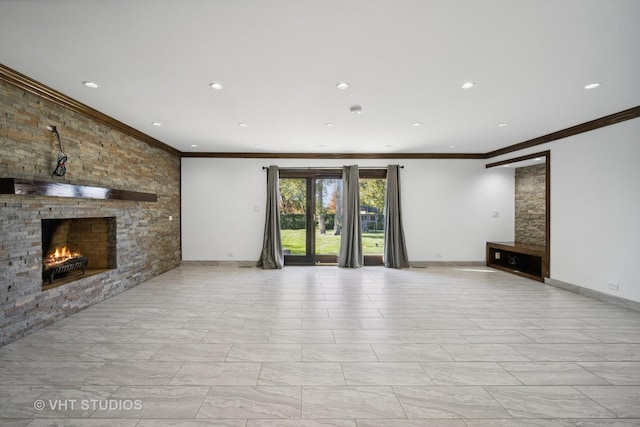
[190,144,198,148]
[324,123,335,127]
[449,145,456,148]
[350,105,362,115]
[498,123,508,127]
[82,81,99,89]
[534,157,542,161]
[336,82,349,90]
[151,122,162,126]
[584,82,600,90]
[209,82,223,90]
[254,144,261,148]
[238,123,248,127]
[412,122,422,127]
[461,82,475,89]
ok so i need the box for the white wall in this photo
[401,159,514,261]
[181,157,515,263]
[490,118,640,302]
[181,118,640,303]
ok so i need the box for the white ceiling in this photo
[1,0,639,154]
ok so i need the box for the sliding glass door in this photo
[279,169,386,266]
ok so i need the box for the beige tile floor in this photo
[1,265,640,426]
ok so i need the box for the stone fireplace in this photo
[1,70,181,346]
[41,217,117,289]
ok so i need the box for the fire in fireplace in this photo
[46,246,79,261]
[42,246,88,284]
[42,246,87,284]
[41,217,117,288]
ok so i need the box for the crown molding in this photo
[182,106,640,159]
[0,64,180,156]
[180,152,486,159]
[486,105,640,158]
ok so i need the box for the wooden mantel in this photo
[0,178,157,202]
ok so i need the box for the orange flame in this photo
[48,246,80,261]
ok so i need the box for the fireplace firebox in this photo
[41,217,117,289]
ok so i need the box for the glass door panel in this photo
[360,178,386,263]
[279,178,309,261]
[314,178,342,263]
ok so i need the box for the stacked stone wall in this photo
[0,80,181,345]
[515,163,546,246]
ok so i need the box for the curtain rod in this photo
[262,166,403,170]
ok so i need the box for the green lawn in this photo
[281,229,384,255]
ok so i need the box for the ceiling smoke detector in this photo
[350,105,362,115]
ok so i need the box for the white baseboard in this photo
[545,278,640,312]
[180,260,486,268]
[180,260,257,268]
[410,261,485,268]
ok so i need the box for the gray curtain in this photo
[338,165,364,268]
[257,166,284,269]
[384,164,410,268]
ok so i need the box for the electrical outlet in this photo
[607,282,619,291]
[495,251,501,260]
[168,215,173,221]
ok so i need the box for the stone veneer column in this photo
[514,163,546,246]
